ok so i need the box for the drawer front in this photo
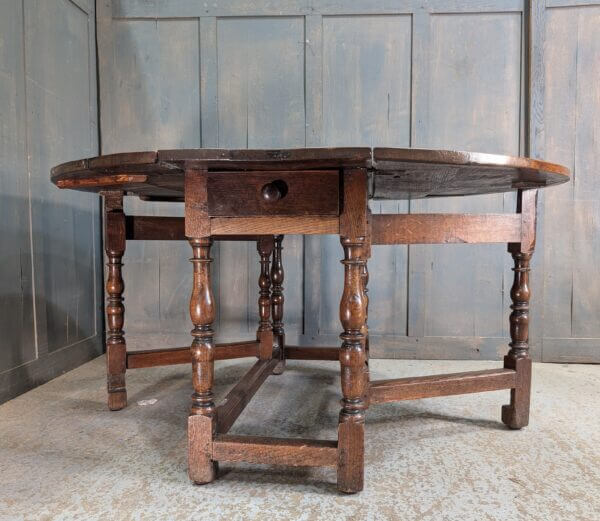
[207,170,339,216]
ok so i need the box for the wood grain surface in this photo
[51,147,568,200]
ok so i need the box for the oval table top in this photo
[51,147,569,200]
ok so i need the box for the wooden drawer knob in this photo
[261,180,288,202]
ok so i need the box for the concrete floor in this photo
[0,356,599,521]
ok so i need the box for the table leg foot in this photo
[107,389,127,411]
[188,414,218,484]
[502,356,532,429]
[502,248,533,430]
[337,414,365,493]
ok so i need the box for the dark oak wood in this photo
[216,358,279,435]
[188,414,215,485]
[125,215,268,241]
[52,147,569,494]
[271,235,285,374]
[371,214,522,245]
[337,168,369,494]
[369,369,517,405]
[126,215,272,242]
[210,216,339,235]
[502,189,536,430]
[188,237,217,484]
[51,147,569,200]
[284,346,339,361]
[372,147,569,198]
[104,192,127,411]
[126,341,260,369]
[207,170,339,216]
[256,236,275,360]
[212,435,338,467]
[185,166,210,238]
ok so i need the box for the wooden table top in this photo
[51,147,569,200]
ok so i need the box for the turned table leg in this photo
[361,261,370,406]
[271,235,285,375]
[257,236,275,360]
[188,237,218,484]
[104,192,127,411]
[338,237,368,493]
[502,189,536,429]
[502,248,533,429]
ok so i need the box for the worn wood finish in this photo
[337,168,369,494]
[212,435,338,468]
[502,196,534,429]
[188,237,217,484]
[369,368,517,405]
[216,358,279,435]
[51,147,568,200]
[256,237,275,360]
[372,214,522,245]
[284,346,339,361]
[372,147,568,198]
[501,188,535,429]
[207,170,339,216]
[271,235,286,374]
[126,341,260,369]
[104,192,127,411]
[40,0,592,495]
[56,142,567,493]
[125,215,265,242]
[210,216,339,236]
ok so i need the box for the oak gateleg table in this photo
[51,147,569,493]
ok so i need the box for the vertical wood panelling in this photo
[0,0,35,372]
[543,5,600,362]
[102,18,200,342]
[1,0,101,403]
[409,12,522,356]
[313,15,412,338]
[25,0,98,352]
[216,17,306,340]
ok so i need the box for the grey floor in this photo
[0,356,599,521]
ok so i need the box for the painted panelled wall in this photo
[97,0,600,363]
[0,0,102,403]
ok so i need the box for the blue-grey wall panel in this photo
[0,0,102,403]
[409,12,522,358]
[309,15,412,339]
[542,4,600,362]
[0,0,35,373]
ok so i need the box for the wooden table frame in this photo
[101,163,537,494]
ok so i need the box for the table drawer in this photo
[207,170,339,216]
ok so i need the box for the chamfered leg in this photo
[104,192,127,411]
[188,237,218,484]
[257,236,275,359]
[502,189,536,429]
[337,237,368,493]
[271,235,286,375]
